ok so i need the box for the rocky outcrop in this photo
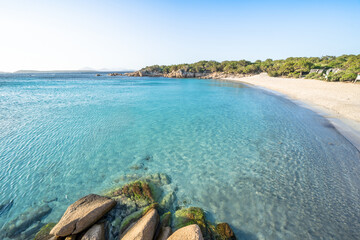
[216,223,236,240]
[50,194,116,237]
[108,73,123,76]
[168,224,204,240]
[80,223,105,240]
[120,208,159,240]
[125,71,162,77]
[1,204,52,238]
[29,173,237,240]
[123,70,253,80]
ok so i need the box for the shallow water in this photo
[0,73,359,239]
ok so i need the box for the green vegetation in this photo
[141,54,360,82]
[34,223,56,240]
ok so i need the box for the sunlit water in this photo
[0,73,359,239]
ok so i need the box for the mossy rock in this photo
[215,223,236,240]
[104,181,154,206]
[120,203,159,233]
[34,223,56,240]
[174,207,205,229]
[120,208,144,233]
[174,207,215,239]
[160,211,172,228]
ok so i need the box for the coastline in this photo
[221,73,360,151]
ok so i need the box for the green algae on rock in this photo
[34,223,56,240]
[160,212,172,228]
[215,223,236,240]
[119,203,159,234]
[174,207,206,230]
[104,181,154,207]
[174,207,221,240]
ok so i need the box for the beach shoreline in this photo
[221,73,360,151]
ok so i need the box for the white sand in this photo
[223,73,360,149]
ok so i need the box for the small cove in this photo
[0,73,359,239]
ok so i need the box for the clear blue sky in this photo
[0,0,359,71]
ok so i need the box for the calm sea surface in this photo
[0,73,359,239]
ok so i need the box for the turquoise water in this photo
[0,73,359,239]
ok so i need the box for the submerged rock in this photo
[34,223,56,240]
[1,204,51,238]
[120,208,159,240]
[130,164,144,171]
[14,221,43,240]
[159,191,175,210]
[105,181,154,207]
[80,223,105,240]
[50,194,116,237]
[215,223,236,240]
[168,224,204,240]
[0,199,13,216]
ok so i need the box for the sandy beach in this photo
[223,73,360,149]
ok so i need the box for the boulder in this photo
[215,223,236,240]
[50,194,116,237]
[155,226,171,240]
[80,223,105,240]
[120,208,159,240]
[167,224,204,240]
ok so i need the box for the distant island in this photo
[125,54,360,82]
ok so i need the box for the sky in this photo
[0,0,359,72]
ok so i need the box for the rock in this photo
[130,164,144,170]
[174,207,214,239]
[105,181,154,207]
[215,223,236,240]
[34,223,56,240]
[119,209,144,233]
[155,226,171,240]
[14,221,43,240]
[50,194,116,237]
[120,208,159,240]
[167,224,204,240]
[120,203,158,234]
[1,204,52,238]
[159,191,175,210]
[0,199,13,216]
[65,236,77,240]
[159,212,171,228]
[80,223,105,240]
